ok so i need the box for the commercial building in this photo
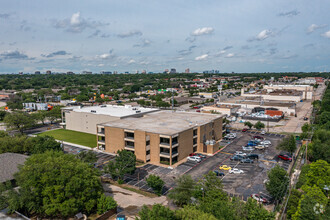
[241,88,304,102]
[96,111,223,166]
[23,103,50,111]
[264,84,313,100]
[61,105,159,134]
[201,104,240,116]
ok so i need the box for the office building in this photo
[96,111,223,166]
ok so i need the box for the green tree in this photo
[168,175,196,207]
[96,194,117,215]
[292,185,328,220]
[146,175,165,195]
[76,94,89,102]
[304,160,330,189]
[254,121,265,130]
[137,204,178,220]
[243,198,275,220]
[33,110,48,125]
[7,151,105,218]
[175,205,217,220]
[286,189,303,219]
[29,135,62,154]
[244,121,254,129]
[277,135,297,155]
[46,106,62,124]
[4,111,36,134]
[77,150,98,164]
[0,110,7,121]
[104,150,136,181]
[265,165,289,202]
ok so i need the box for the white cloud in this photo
[128,59,136,64]
[98,64,104,67]
[307,24,327,33]
[118,30,142,38]
[133,39,151,47]
[70,12,81,25]
[321,30,330,38]
[256,30,272,40]
[192,27,214,36]
[226,53,235,58]
[195,54,208,61]
[215,50,226,56]
[99,54,110,59]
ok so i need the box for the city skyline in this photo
[0,0,330,73]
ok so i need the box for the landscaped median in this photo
[37,129,97,148]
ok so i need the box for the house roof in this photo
[0,153,28,183]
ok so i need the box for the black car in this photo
[247,154,259,159]
[241,158,254,163]
[230,155,245,161]
[214,170,225,176]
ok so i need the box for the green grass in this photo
[37,129,97,148]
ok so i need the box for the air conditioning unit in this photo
[91,110,96,113]
[136,110,141,113]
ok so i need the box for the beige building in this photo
[61,105,159,134]
[241,88,304,102]
[97,111,223,166]
[264,84,313,100]
[201,104,240,116]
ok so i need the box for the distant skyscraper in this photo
[185,68,190,73]
[170,68,176,74]
[19,72,23,75]
[113,71,118,74]
[35,71,40,74]
[142,70,146,74]
[100,71,112,74]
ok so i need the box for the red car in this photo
[242,128,248,132]
[251,194,268,203]
[278,154,292,161]
[253,136,264,140]
[189,153,197,157]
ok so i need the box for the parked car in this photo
[242,128,249,132]
[304,117,309,121]
[253,136,264,140]
[195,153,206,158]
[260,130,266,135]
[247,154,259,159]
[278,154,292,162]
[242,146,254,151]
[235,151,247,157]
[214,170,225,176]
[260,140,271,145]
[229,168,244,174]
[255,145,265,150]
[230,155,245,161]
[247,142,257,147]
[241,158,254,163]
[189,153,197,157]
[251,194,268,203]
[187,156,201,162]
[219,165,232,170]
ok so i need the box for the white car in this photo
[260,140,271,145]
[260,130,266,135]
[242,146,254,151]
[235,151,247,157]
[187,156,201,163]
[229,168,244,174]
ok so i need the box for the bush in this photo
[146,175,165,195]
[97,194,117,215]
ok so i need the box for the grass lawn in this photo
[38,129,97,148]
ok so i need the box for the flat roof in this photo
[62,105,159,118]
[101,111,223,136]
[0,153,28,183]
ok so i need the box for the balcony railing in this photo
[124,145,135,151]
[159,152,170,158]
[98,140,105,144]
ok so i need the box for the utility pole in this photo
[171,90,174,112]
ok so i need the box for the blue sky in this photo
[0,0,329,73]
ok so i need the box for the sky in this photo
[0,0,330,74]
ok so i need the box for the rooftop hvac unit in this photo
[91,110,96,113]
[136,110,141,113]
[100,105,106,107]
[205,140,210,145]
[132,107,137,110]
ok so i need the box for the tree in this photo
[4,111,36,134]
[0,110,7,121]
[265,165,289,202]
[76,150,98,164]
[277,135,297,155]
[96,194,117,215]
[286,189,303,219]
[46,106,62,124]
[292,185,328,220]
[104,150,136,181]
[146,175,165,195]
[29,135,62,154]
[254,121,265,130]
[243,198,275,220]
[175,205,217,220]
[244,121,254,129]
[137,204,178,220]
[7,151,105,218]
[304,160,330,189]
[168,175,196,207]
[33,110,48,125]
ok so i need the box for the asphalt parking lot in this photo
[185,130,291,202]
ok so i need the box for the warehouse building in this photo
[61,105,159,134]
[96,111,223,166]
[201,104,240,116]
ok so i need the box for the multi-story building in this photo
[96,111,223,166]
[61,105,159,135]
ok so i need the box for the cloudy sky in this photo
[0,0,330,73]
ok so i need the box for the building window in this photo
[193,137,197,145]
[160,137,170,145]
[146,140,150,146]
[125,141,135,149]
[160,157,170,165]
[193,146,197,152]
[125,132,134,139]
[193,129,197,136]
[160,147,170,155]
[172,147,178,155]
[172,156,178,165]
[146,150,150,155]
[172,137,178,145]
